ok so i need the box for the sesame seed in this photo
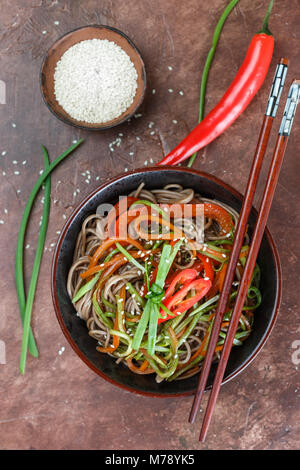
[14,171,20,175]
[168,66,173,71]
[0,220,4,225]
[150,131,155,135]
[172,120,178,124]
[54,20,59,25]
[12,122,16,128]
[25,244,30,249]
[22,160,27,165]
[152,89,156,94]
[1,151,7,156]
[179,90,184,95]
[4,209,8,214]
[42,30,47,35]
[168,88,173,93]
[13,160,17,164]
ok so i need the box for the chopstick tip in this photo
[279,57,289,66]
[199,429,208,443]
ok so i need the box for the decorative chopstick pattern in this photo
[189,58,289,428]
[279,80,300,135]
[265,58,288,117]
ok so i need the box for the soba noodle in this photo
[67,184,261,382]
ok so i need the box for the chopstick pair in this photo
[189,58,300,441]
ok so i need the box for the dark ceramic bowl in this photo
[40,25,146,130]
[51,168,282,397]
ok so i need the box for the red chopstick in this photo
[198,79,300,442]
[189,58,289,425]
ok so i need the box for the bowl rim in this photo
[51,166,282,397]
[40,24,147,130]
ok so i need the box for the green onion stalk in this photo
[187,0,240,167]
[16,140,83,374]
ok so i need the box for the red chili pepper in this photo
[158,271,212,324]
[157,1,274,166]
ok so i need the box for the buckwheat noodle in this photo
[67,184,261,382]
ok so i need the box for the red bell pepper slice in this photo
[158,274,212,324]
[193,253,214,282]
[164,268,198,300]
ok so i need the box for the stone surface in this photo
[0,0,299,450]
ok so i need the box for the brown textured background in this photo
[0,0,299,450]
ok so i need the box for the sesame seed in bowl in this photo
[40,25,146,130]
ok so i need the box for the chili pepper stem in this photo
[258,0,274,36]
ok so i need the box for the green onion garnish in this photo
[115,242,145,272]
[72,272,101,303]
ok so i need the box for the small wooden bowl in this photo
[40,25,146,130]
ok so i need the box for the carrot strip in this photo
[168,326,178,353]
[133,214,184,240]
[89,237,145,268]
[81,250,156,279]
[139,360,150,372]
[97,286,125,354]
[126,357,155,375]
